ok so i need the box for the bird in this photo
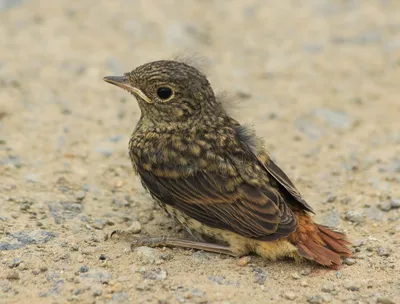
[103,59,352,269]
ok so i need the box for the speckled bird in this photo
[103,60,352,269]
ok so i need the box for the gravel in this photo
[344,258,356,266]
[47,201,83,224]
[0,230,56,251]
[283,291,297,300]
[307,295,324,304]
[390,198,400,209]
[342,279,360,291]
[133,246,161,264]
[141,268,167,281]
[6,270,20,280]
[253,267,268,285]
[344,210,364,224]
[237,256,251,266]
[78,265,89,273]
[321,283,335,293]
[377,297,396,304]
[125,220,142,234]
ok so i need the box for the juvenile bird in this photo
[103,60,352,269]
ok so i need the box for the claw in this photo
[110,230,119,238]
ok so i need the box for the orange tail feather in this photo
[289,213,352,269]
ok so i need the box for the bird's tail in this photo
[289,213,352,269]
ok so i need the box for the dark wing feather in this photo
[263,159,314,213]
[137,164,297,241]
[234,124,314,213]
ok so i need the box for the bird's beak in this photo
[103,75,152,103]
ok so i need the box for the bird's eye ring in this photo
[157,87,173,100]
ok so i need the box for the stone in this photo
[284,291,297,300]
[126,220,141,234]
[79,265,89,273]
[141,268,167,281]
[344,258,356,265]
[237,256,251,266]
[321,283,335,293]
[344,210,364,224]
[377,297,396,304]
[134,246,160,264]
[342,279,360,291]
[307,295,323,304]
[391,198,400,209]
[6,270,19,280]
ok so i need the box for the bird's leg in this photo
[130,236,236,256]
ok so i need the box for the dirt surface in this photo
[1,0,400,303]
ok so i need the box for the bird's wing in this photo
[234,124,314,213]
[137,162,297,241]
[262,158,314,213]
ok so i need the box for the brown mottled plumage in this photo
[103,60,352,269]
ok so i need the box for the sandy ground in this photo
[1,0,400,303]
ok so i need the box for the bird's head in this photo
[103,60,220,124]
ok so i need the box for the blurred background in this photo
[1,0,399,303]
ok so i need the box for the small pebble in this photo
[79,265,89,273]
[160,253,172,261]
[342,279,360,291]
[237,256,251,266]
[291,272,301,279]
[301,268,311,276]
[325,195,337,203]
[75,191,86,201]
[6,270,19,280]
[72,288,83,295]
[344,210,364,224]
[99,254,106,261]
[92,219,107,230]
[377,297,396,304]
[71,244,79,251]
[253,267,267,285]
[92,289,103,297]
[284,291,297,300]
[32,269,41,275]
[67,295,78,302]
[40,266,48,272]
[377,247,391,257]
[344,258,357,265]
[126,220,141,234]
[8,257,22,268]
[300,280,309,287]
[134,246,161,264]
[321,293,333,303]
[391,198,400,209]
[141,268,167,281]
[321,283,334,293]
[307,295,323,304]
[378,202,392,212]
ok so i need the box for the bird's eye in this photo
[157,87,173,100]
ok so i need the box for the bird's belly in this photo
[162,205,252,256]
[162,204,298,259]
[163,204,224,242]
